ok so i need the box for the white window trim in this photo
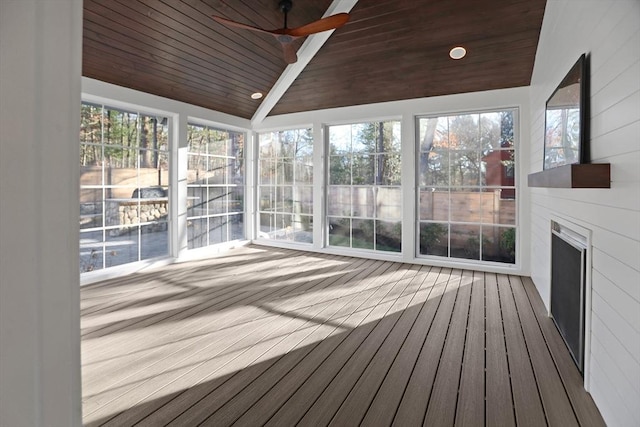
[81,81,530,281]
[79,99,175,284]
[413,107,520,267]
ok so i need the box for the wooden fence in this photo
[420,189,515,225]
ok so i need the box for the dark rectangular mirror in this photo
[544,54,588,170]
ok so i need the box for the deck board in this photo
[455,271,486,426]
[498,273,548,427]
[81,245,605,426]
[485,273,516,426]
[392,268,460,426]
[169,263,408,427]
[97,257,385,426]
[510,275,580,427]
[423,269,471,426]
[327,265,433,426]
[82,253,356,397]
[359,266,445,427]
[83,253,359,365]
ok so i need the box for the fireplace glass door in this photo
[550,229,586,374]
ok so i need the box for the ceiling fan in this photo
[212,0,349,64]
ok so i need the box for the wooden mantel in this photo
[528,163,611,188]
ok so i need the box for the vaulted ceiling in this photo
[83,0,547,121]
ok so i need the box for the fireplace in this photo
[550,220,588,375]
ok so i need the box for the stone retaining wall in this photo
[106,198,168,236]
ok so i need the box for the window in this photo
[417,109,516,264]
[258,128,313,243]
[327,121,402,252]
[79,103,170,272]
[187,123,244,249]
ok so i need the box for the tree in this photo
[448,114,481,186]
[352,121,401,185]
[499,110,515,173]
[80,103,103,166]
[419,117,438,186]
[500,110,514,148]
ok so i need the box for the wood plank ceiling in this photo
[83,0,547,120]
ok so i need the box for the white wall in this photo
[0,1,83,426]
[528,1,640,426]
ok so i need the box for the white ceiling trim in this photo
[251,0,358,126]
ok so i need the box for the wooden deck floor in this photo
[81,246,604,426]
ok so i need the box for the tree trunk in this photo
[420,118,438,186]
[152,117,159,169]
[376,122,384,185]
[140,117,149,168]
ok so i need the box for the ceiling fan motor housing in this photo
[279,0,293,13]
[279,0,293,28]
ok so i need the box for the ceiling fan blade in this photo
[212,8,349,65]
[285,13,349,37]
[281,42,298,64]
[211,15,275,35]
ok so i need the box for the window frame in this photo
[185,121,246,250]
[256,127,315,245]
[79,101,171,274]
[415,108,518,265]
[325,120,403,254]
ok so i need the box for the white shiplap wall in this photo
[528,1,640,426]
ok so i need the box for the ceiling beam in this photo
[251,0,358,126]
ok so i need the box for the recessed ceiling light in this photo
[251,92,263,100]
[449,46,467,60]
